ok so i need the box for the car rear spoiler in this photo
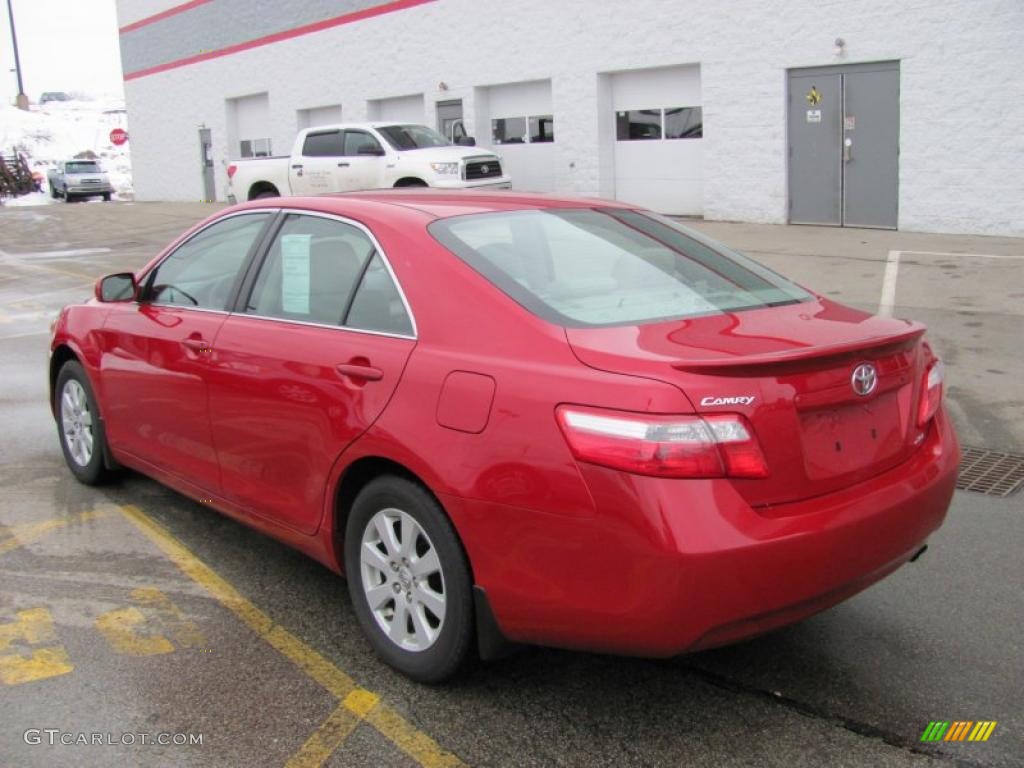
[671,324,927,373]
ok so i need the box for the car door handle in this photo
[291,164,304,169]
[182,337,212,353]
[335,363,383,382]
[337,162,350,167]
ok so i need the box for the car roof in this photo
[237,189,637,221]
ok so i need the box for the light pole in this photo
[5,0,28,109]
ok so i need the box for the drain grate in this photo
[956,447,1024,497]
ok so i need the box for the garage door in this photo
[611,66,703,215]
[369,94,425,124]
[482,79,555,192]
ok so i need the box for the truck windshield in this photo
[377,125,450,150]
[65,162,101,174]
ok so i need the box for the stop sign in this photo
[110,128,128,146]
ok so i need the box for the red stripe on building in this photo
[123,0,436,81]
[119,0,216,34]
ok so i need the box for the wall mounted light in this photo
[833,38,846,57]
[438,81,449,91]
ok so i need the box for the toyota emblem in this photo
[851,363,878,397]
[480,164,489,174]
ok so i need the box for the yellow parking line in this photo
[118,504,466,768]
[0,510,110,556]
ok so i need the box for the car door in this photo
[338,130,385,191]
[99,212,274,493]
[207,211,416,534]
[289,129,346,195]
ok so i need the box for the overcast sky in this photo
[1,0,123,101]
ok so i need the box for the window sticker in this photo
[281,234,312,314]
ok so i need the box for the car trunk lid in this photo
[566,298,931,506]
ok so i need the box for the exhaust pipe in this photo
[909,544,928,563]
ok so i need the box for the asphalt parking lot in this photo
[1,201,1022,768]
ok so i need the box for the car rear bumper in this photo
[447,410,959,656]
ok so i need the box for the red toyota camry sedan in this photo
[50,191,958,682]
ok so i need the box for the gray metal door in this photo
[788,72,842,225]
[436,99,463,142]
[199,128,215,202]
[843,66,899,228]
[788,62,900,229]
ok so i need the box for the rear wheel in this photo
[345,476,473,683]
[55,362,112,485]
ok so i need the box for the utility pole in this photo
[5,0,28,110]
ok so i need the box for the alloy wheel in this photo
[360,507,446,652]
[60,379,94,467]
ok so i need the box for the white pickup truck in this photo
[227,123,510,202]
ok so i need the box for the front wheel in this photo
[345,476,473,683]
[102,193,111,202]
[55,362,113,485]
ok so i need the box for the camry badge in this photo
[851,363,878,396]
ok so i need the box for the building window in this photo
[616,110,661,141]
[492,117,527,144]
[529,115,555,143]
[240,138,273,158]
[664,106,703,139]
[616,108,703,141]
[493,115,555,144]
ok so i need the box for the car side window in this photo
[146,213,269,310]
[245,214,375,326]
[345,253,414,336]
[342,130,383,157]
[302,130,344,157]
[245,214,413,335]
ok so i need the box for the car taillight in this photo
[227,164,237,180]
[555,405,768,479]
[917,359,944,426]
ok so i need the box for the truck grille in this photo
[464,159,502,181]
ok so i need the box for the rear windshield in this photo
[65,162,100,173]
[428,209,811,327]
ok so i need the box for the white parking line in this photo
[899,250,1024,261]
[3,247,112,259]
[879,250,901,317]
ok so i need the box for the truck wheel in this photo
[254,191,277,199]
[102,193,111,202]
[50,184,58,199]
[64,193,76,203]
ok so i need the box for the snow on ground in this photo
[1,94,132,205]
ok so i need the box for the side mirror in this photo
[357,145,385,156]
[95,272,137,302]
[456,136,476,147]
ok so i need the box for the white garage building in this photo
[116,0,1024,236]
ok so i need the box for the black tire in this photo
[64,192,75,203]
[393,178,428,188]
[345,476,473,683]
[102,193,111,202]
[55,361,113,485]
[254,191,277,199]
[49,184,57,199]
